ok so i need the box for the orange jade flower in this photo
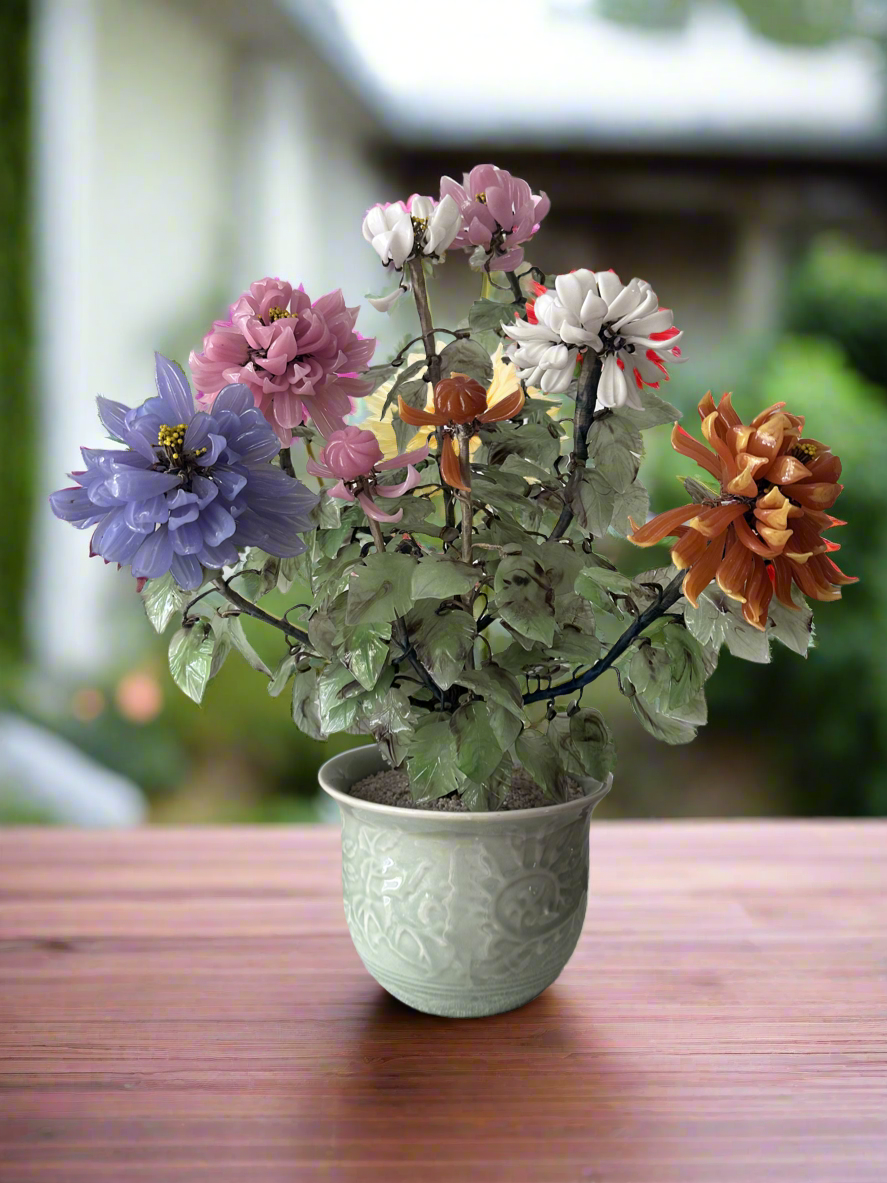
[398,371,524,492]
[630,392,856,630]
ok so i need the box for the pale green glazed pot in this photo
[319,746,612,1019]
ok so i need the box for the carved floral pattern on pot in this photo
[338,796,597,1005]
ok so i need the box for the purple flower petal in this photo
[212,382,255,417]
[199,539,240,568]
[49,486,102,525]
[169,502,200,529]
[169,552,203,590]
[96,396,131,440]
[171,520,203,555]
[190,474,219,509]
[210,464,247,501]
[154,353,195,423]
[198,500,236,546]
[199,434,226,467]
[131,525,174,580]
[106,468,181,500]
[183,412,214,452]
[124,494,169,531]
[96,510,145,562]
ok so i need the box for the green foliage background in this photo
[0,0,32,663]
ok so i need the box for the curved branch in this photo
[212,577,311,649]
[522,571,686,705]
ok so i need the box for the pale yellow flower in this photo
[357,345,551,458]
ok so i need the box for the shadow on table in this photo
[318,982,658,1182]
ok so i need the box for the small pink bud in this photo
[321,426,384,481]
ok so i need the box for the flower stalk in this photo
[407,258,441,386]
[550,351,602,540]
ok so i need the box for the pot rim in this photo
[318,745,612,824]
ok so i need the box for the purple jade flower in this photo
[440,164,550,272]
[50,354,319,590]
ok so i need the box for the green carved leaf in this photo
[469,297,520,334]
[406,717,464,802]
[392,378,428,451]
[610,479,650,537]
[168,623,216,704]
[663,626,707,711]
[514,729,563,799]
[586,416,643,493]
[614,388,682,431]
[292,668,327,739]
[342,622,391,691]
[684,584,772,664]
[767,588,815,656]
[312,542,362,603]
[450,701,504,782]
[568,708,617,782]
[552,593,602,664]
[412,554,478,600]
[493,555,556,646]
[628,641,671,699]
[141,572,189,634]
[408,603,476,690]
[630,695,698,744]
[316,663,365,733]
[568,469,616,535]
[484,421,560,469]
[438,338,494,387]
[461,755,513,811]
[345,552,416,626]
[379,358,426,417]
[457,665,526,719]
[268,652,298,697]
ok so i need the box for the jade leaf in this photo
[345,552,416,626]
[168,623,216,704]
[408,603,476,690]
[343,622,392,691]
[514,730,562,799]
[457,666,526,719]
[438,338,494,387]
[614,388,681,431]
[268,652,298,697]
[493,555,556,646]
[586,416,643,493]
[450,701,504,782]
[412,554,478,600]
[316,663,365,733]
[469,298,519,334]
[406,718,464,801]
[142,572,189,634]
[292,669,326,739]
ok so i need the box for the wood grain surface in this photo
[0,822,885,1183]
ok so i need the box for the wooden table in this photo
[1,823,885,1183]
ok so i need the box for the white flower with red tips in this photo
[306,426,429,523]
[502,269,684,408]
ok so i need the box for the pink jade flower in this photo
[440,164,550,272]
[189,278,376,446]
[307,427,430,523]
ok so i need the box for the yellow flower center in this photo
[476,191,487,204]
[157,423,206,463]
[792,441,819,462]
[267,305,296,323]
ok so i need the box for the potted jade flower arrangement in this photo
[52,163,855,1018]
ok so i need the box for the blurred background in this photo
[2,0,886,825]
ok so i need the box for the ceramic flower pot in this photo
[318,746,612,1019]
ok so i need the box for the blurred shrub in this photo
[786,237,887,389]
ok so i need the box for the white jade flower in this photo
[503,269,684,408]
